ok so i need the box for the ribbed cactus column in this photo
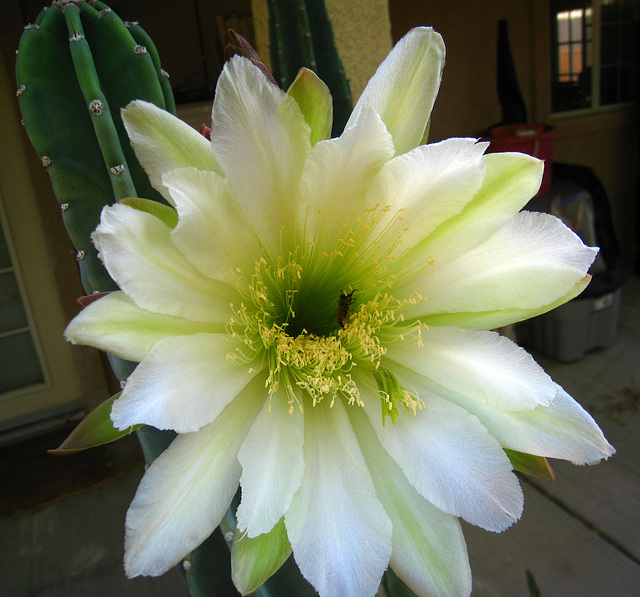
[16,0,173,295]
[267,0,352,136]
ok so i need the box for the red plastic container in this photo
[483,124,557,195]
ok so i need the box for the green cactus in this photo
[16,0,171,294]
[267,0,352,136]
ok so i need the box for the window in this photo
[550,0,639,113]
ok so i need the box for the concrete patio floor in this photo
[2,274,638,597]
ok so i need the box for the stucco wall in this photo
[251,0,392,101]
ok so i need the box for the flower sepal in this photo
[505,449,555,480]
[48,392,142,455]
[287,68,333,146]
[231,517,292,595]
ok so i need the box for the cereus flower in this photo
[65,27,613,597]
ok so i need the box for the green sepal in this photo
[49,392,142,455]
[287,68,333,145]
[231,517,292,595]
[120,197,178,229]
[505,449,555,480]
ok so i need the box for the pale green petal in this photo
[120,197,178,229]
[164,167,259,280]
[299,106,394,255]
[286,399,392,597]
[365,138,488,253]
[236,391,304,538]
[231,518,292,596]
[349,406,471,597]
[361,383,523,532]
[93,203,238,323]
[421,275,592,330]
[385,327,555,411]
[347,27,445,155]
[111,334,261,433]
[408,211,597,319]
[121,100,220,204]
[65,291,221,363]
[123,375,266,578]
[211,57,311,246]
[420,152,544,263]
[287,67,333,146]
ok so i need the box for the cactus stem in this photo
[41,156,52,167]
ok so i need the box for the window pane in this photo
[0,272,28,333]
[0,331,44,393]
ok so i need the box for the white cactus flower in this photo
[65,27,613,597]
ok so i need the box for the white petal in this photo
[64,291,221,362]
[286,399,392,597]
[421,152,544,263]
[433,379,615,465]
[236,391,304,537]
[123,376,266,577]
[211,57,311,245]
[122,100,220,204]
[362,383,523,531]
[411,211,597,318]
[347,27,445,155]
[348,406,471,597]
[164,167,259,280]
[93,203,238,323]
[299,107,394,258]
[365,138,488,253]
[386,327,555,411]
[111,333,260,433]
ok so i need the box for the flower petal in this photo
[164,167,259,280]
[286,398,392,597]
[122,100,220,204]
[211,56,311,244]
[386,326,555,411]
[361,382,523,531]
[348,405,471,597]
[93,202,238,323]
[123,376,266,577]
[111,333,260,433]
[64,291,221,363]
[236,391,304,538]
[365,138,488,253]
[299,106,394,253]
[410,211,597,318]
[347,27,445,155]
[429,378,615,465]
[421,152,544,262]
[421,275,592,330]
